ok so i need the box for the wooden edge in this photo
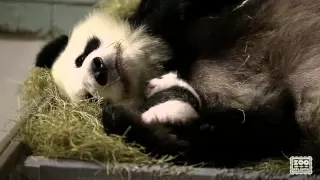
[1,123,318,179]
[0,121,28,179]
[15,156,320,180]
[0,122,21,156]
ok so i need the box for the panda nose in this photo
[92,57,108,86]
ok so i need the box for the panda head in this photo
[35,9,173,103]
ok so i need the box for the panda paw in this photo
[101,102,190,153]
[141,102,198,125]
[101,102,137,136]
[141,109,163,124]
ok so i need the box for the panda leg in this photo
[101,90,302,166]
[170,91,302,166]
[101,102,189,156]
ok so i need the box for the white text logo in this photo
[290,156,313,175]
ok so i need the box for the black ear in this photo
[35,35,69,69]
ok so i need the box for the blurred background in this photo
[0,0,97,141]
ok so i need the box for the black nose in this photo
[91,57,108,86]
[92,57,104,69]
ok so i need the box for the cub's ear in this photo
[35,35,69,69]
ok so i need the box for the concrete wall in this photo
[0,0,98,37]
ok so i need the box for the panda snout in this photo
[92,57,108,86]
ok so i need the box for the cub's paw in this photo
[141,101,199,125]
[101,102,136,136]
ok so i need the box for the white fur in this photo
[51,10,170,102]
[146,72,202,107]
[142,72,201,124]
[142,100,199,124]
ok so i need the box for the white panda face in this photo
[51,11,171,103]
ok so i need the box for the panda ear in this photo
[35,35,69,69]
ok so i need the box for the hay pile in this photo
[19,67,174,166]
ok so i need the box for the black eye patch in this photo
[75,54,86,67]
[75,37,101,68]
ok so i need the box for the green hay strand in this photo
[241,158,289,173]
[94,0,141,18]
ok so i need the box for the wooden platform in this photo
[0,122,318,180]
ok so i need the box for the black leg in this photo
[101,102,189,156]
[170,98,301,166]
[101,92,302,167]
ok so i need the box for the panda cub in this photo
[141,71,202,125]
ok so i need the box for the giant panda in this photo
[35,0,320,171]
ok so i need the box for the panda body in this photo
[141,71,201,124]
[35,0,320,171]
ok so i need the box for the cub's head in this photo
[34,0,245,103]
[35,10,172,103]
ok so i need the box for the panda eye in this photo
[75,37,101,68]
[75,54,85,68]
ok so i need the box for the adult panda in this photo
[35,0,320,170]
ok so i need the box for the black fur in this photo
[127,0,195,73]
[181,92,300,167]
[75,37,101,68]
[101,102,188,156]
[35,35,69,68]
[142,86,201,113]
